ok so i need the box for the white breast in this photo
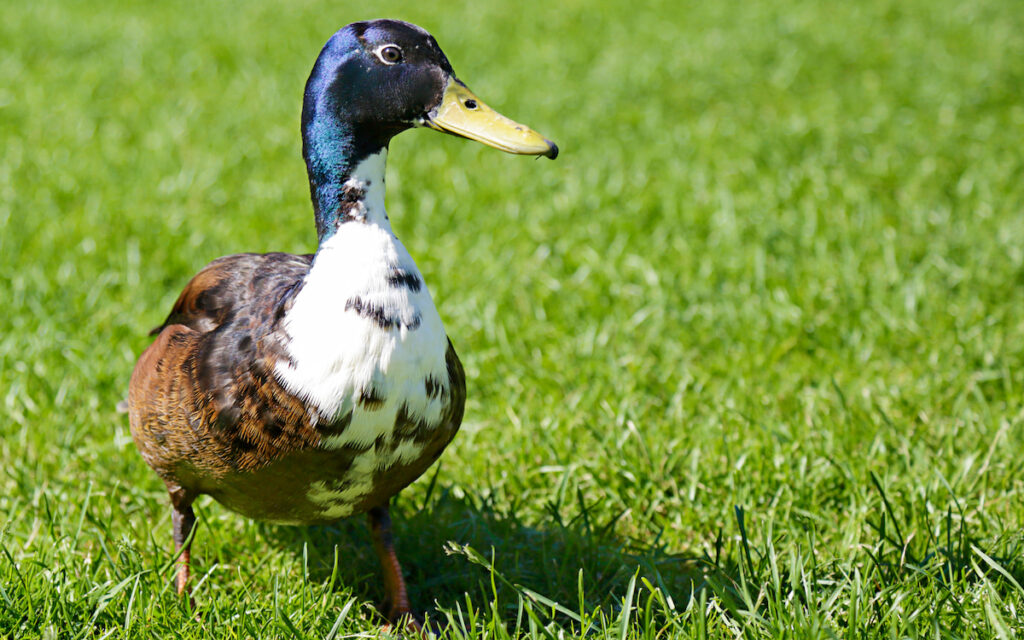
[273,152,451,512]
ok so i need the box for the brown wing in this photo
[129,252,321,493]
[149,252,313,335]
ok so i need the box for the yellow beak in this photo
[423,78,558,159]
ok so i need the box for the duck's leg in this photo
[367,503,416,625]
[169,489,197,597]
[172,505,196,595]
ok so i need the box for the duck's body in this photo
[127,19,555,622]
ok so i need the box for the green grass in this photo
[3,0,1024,637]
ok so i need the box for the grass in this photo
[2,0,1024,637]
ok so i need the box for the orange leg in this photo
[367,503,418,627]
[172,503,196,598]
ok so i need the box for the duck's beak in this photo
[422,78,558,159]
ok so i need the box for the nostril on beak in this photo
[464,99,477,110]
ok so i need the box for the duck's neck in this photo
[315,148,391,241]
[302,109,392,241]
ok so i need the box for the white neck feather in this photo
[341,150,389,228]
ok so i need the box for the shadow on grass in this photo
[258,485,710,623]
[256,476,1024,633]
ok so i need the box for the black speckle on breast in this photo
[345,296,421,331]
[319,411,353,436]
[424,375,446,401]
[358,386,385,410]
[393,402,437,441]
[386,267,422,292]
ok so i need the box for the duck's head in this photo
[302,19,558,167]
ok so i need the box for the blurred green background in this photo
[2,0,1023,637]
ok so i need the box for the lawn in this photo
[2,0,1024,637]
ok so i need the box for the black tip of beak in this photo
[545,140,559,160]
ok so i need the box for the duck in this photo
[126,18,557,624]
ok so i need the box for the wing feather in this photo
[149,253,313,335]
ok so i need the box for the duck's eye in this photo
[376,45,403,64]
